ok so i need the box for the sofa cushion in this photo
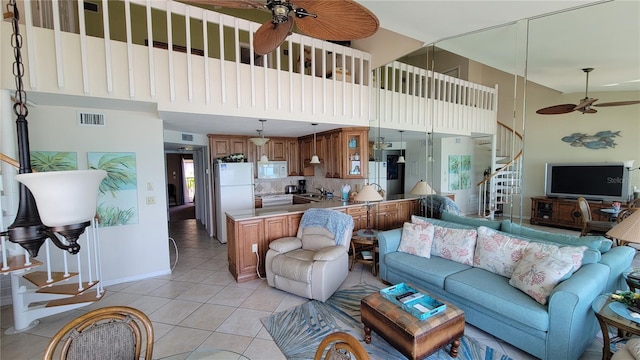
[432,226,477,266]
[509,247,575,305]
[500,220,612,253]
[474,226,529,277]
[411,215,475,230]
[385,252,471,289]
[441,212,502,230]
[398,222,435,258]
[270,249,314,283]
[445,267,550,332]
[524,242,588,273]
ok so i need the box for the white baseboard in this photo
[101,269,172,288]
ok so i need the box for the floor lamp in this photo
[354,184,383,235]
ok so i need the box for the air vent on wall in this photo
[77,112,105,126]
[84,1,99,13]
[181,133,194,142]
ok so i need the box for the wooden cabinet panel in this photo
[287,139,300,176]
[209,136,247,160]
[375,203,399,230]
[269,139,287,161]
[347,206,370,231]
[228,218,264,282]
[343,130,367,179]
[300,137,315,176]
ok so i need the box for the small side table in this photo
[350,230,378,276]
[592,294,640,360]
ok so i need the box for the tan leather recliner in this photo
[265,209,354,302]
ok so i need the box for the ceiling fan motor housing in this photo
[267,0,293,23]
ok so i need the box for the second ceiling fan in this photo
[187,0,380,55]
[536,67,640,115]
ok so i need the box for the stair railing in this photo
[477,121,523,218]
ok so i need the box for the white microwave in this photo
[257,161,288,179]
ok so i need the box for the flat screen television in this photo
[544,162,630,202]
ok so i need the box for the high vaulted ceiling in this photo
[164,0,639,145]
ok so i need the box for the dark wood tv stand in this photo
[530,196,616,230]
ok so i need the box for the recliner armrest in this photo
[313,246,346,261]
[269,237,302,253]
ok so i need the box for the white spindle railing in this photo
[373,61,498,134]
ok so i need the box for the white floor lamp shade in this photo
[16,170,107,227]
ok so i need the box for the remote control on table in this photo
[398,292,424,304]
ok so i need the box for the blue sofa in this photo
[377,212,635,360]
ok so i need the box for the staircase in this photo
[1,220,105,333]
[477,121,523,219]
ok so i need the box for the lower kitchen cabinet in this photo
[227,199,418,282]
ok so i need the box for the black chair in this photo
[167,183,177,206]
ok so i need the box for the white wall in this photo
[6,103,171,286]
[435,136,481,215]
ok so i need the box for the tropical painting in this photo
[448,155,472,191]
[30,151,77,172]
[88,152,138,227]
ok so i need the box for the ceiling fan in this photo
[186,0,379,55]
[536,68,640,115]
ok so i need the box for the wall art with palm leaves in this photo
[88,152,138,227]
[30,151,78,172]
[448,155,471,191]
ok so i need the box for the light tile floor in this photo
[0,219,626,359]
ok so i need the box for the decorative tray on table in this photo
[380,283,446,320]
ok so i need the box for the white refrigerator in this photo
[368,161,387,199]
[214,162,254,244]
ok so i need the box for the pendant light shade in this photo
[16,170,107,227]
[310,123,321,164]
[397,130,405,164]
[249,119,270,147]
[251,120,270,163]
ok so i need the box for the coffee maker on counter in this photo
[298,180,307,194]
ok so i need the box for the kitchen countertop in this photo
[227,193,420,221]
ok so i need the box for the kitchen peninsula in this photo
[226,195,419,282]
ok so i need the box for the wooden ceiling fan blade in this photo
[594,100,640,107]
[291,0,379,40]
[574,98,598,111]
[183,0,266,9]
[254,17,294,55]
[536,104,577,115]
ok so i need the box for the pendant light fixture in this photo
[249,120,270,164]
[249,119,270,147]
[397,130,406,164]
[310,123,321,164]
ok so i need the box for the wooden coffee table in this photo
[361,290,465,359]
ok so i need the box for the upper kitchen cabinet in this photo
[342,129,368,180]
[325,132,342,178]
[287,139,301,176]
[208,135,247,160]
[299,127,368,179]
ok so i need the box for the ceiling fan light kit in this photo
[200,0,379,56]
[536,67,640,115]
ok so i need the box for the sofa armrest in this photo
[313,246,346,261]
[269,237,302,253]
[377,228,403,281]
[546,262,609,360]
[599,245,636,292]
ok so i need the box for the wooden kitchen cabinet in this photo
[375,202,399,230]
[300,137,315,176]
[208,135,247,159]
[287,139,301,176]
[228,198,418,282]
[342,129,368,179]
[324,132,343,178]
[227,217,264,283]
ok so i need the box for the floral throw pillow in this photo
[524,242,587,274]
[509,248,574,305]
[474,226,529,277]
[398,222,435,258]
[432,225,477,265]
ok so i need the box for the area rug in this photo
[261,283,513,360]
